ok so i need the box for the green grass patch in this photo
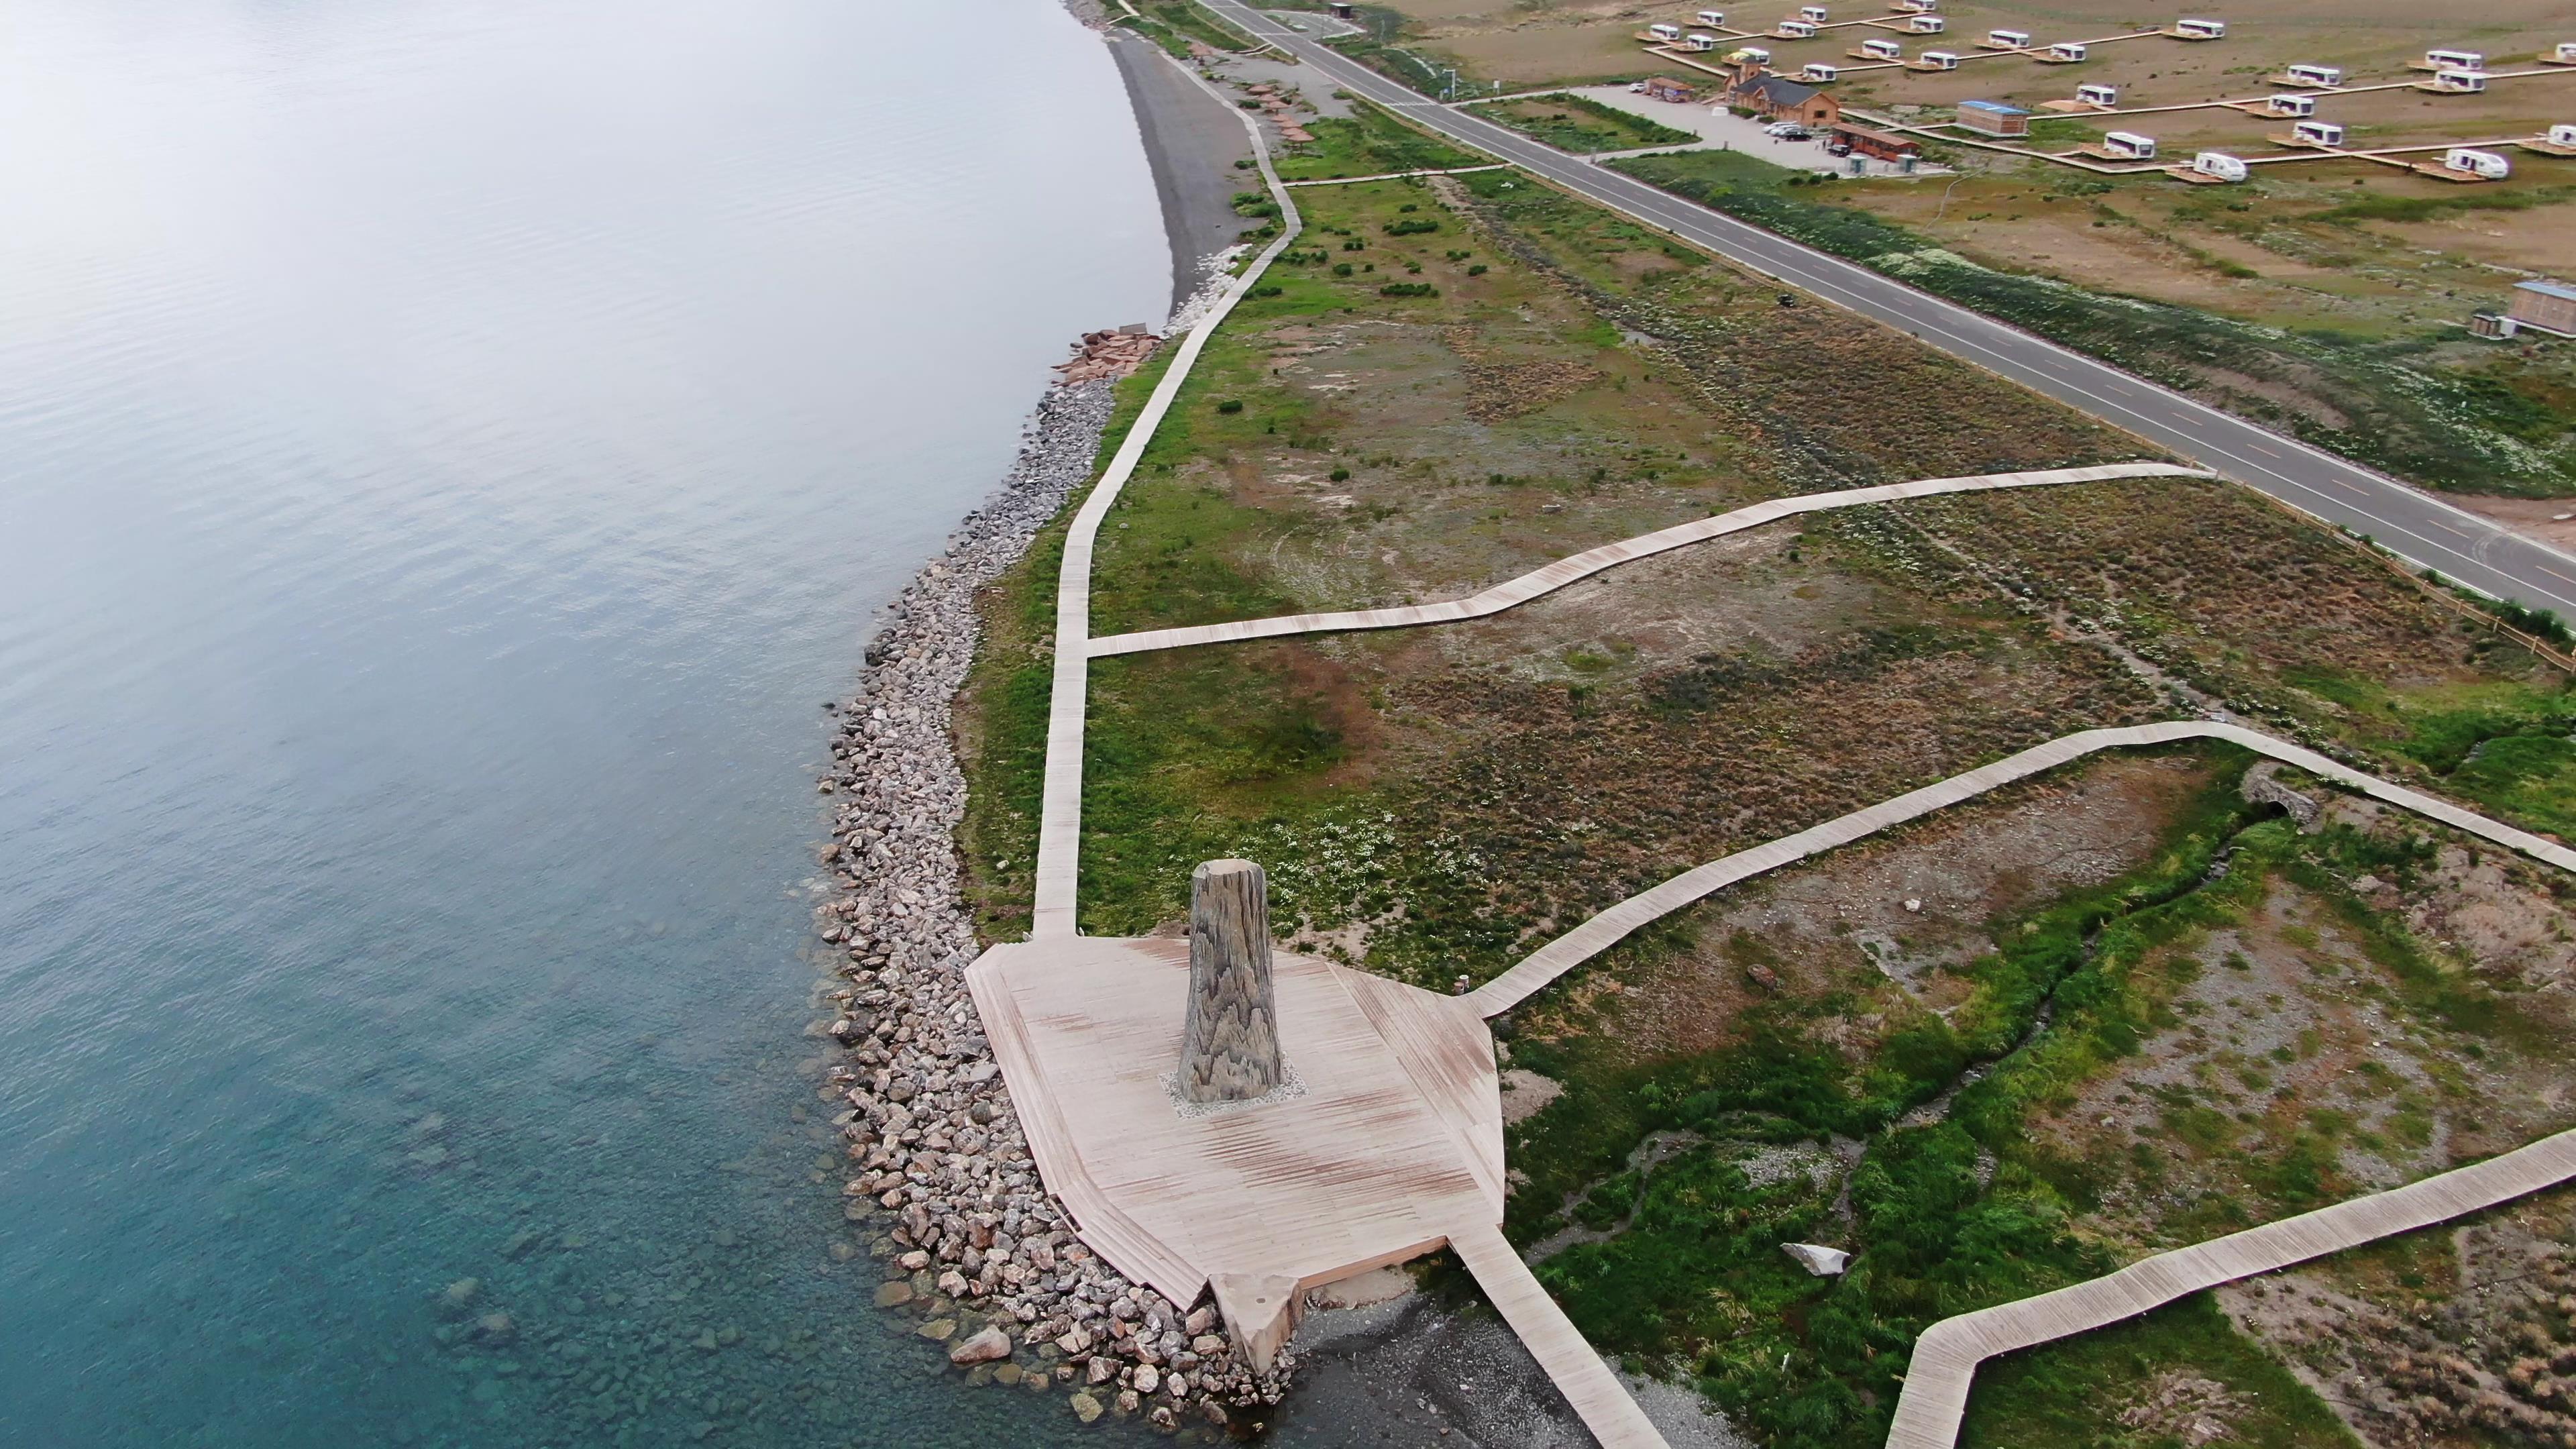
[1271,99,1488,182]
[1469,92,1698,154]
[1962,1293,2359,1449]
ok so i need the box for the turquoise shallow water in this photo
[0,1,1169,1443]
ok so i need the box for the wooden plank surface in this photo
[973,936,1501,1322]
[1469,720,2576,1017]
[1886,1126,2576,1449]
[1028,61,1303,936]
[1450,1222,1672,1449]
[1089,464,2208,658]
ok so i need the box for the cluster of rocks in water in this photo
[808,360,1293,1432]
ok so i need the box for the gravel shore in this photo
[809,291,1289,1435]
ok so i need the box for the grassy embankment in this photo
[1114,0,1255,60]
[953,95,2576,1449]
[1466,93,1697,155]
[1611,150,2576,496]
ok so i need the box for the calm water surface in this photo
[0,1,1169,1443]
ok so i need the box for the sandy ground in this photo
[1107,32,1256,313]
[2446,493,2576,552]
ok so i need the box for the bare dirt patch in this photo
[1523,751,2218,1063]
[2221,1183,2576,1449]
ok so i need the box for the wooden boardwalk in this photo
[1468,719,2576,1017]
[963,936,1507,1367]
[1028,62,1305,937]
[1886,1126,2576,1449]
[1451,1222,1670,1449]
[1089,463,2208,658]
[983,45,2576,1449]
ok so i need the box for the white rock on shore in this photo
[810,311,1288,1428]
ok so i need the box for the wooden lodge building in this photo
[1717,62,1843,128]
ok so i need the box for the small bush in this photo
[1384,218,1440,236]
[1330,467,1351,482]
[1378,282,1438,297]
[1214,399,1244,414]
[1467,264,1487,276]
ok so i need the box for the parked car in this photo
[1825,142,1853,156]
[1629,80,1649,93]
[1767,124,1811,140]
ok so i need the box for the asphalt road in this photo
[1195,0,2576,619]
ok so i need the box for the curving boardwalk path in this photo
[1089,462,2208,657]
[1886,1124,2576,1449]
[1030,57,1304,936]
[1004,48,2576,1449]
[1468,720,2576,1017]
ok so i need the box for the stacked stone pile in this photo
[808,356,1291,1431]
[1053,328,1162,384]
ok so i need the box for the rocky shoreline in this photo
[808,326,1289,1436]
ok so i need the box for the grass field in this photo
[1465,91,1701,153]
[1613,149,2576,494]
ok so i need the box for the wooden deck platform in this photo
[966,938,1503,1348]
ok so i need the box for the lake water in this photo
[0,1,1171,1443]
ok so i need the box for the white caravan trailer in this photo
[1917,48,1959,68]
[2284,62,2342,86]
[2432,68,2487,93]
[2425,48,2485,70]
[2174,17,2225,38]
[1907,14,1945,33]
[1697,9,1727,25]
[1649,22,1683,42]
[1984,28,2031,48]
[1862,37,1904,59]
[1777,19,1819,38]
[2290,119,2345,146]
[2267,93,2315,117]
[2048,42,2088,61]
[2102,130,2156,158]
[2443,148,2509,178]
[2192,151,2248,181]
[2076,82,2119,106]
[1801,62,1839,80]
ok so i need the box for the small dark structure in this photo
[1640,75,1698,103]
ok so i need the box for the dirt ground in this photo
[1377,0,2576,124]
[1519,751,2218,1061]
[2221,1183,2576,1448]
[2448,493,2576,551]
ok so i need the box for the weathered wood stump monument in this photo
[963,856,1671,1447]
[1177,859,1283,1103]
